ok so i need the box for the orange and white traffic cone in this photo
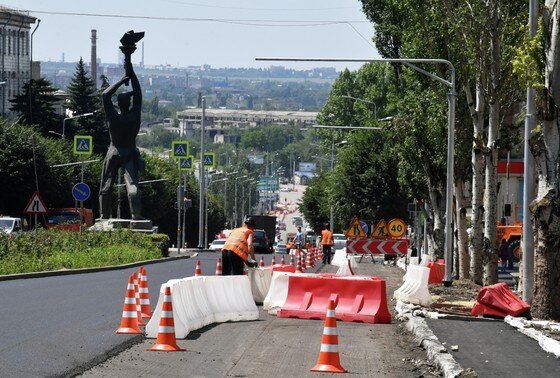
[138,267,152,318]
[215,258,223,275]
[300,254,306,272]
[290,255,294,266]
[271,255,276,265]
[147,286,185,352]
[306,251,313,269]
[194,260,202,276]
[310,299,346,373]
[259,256,265,267]
[133,272,146,326]
[116,274,143,334]
[281,255,286,265]
[296,255,303,273]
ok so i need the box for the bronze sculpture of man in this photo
[99,31,145,220]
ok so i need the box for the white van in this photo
[0,217,24,235]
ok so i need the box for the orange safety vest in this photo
[222,227,253,260]
[321,229,333,246]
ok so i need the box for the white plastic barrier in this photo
[335,259,355,276]
[262,271,294,314]
[331,248,348,266]
[145,275,259,338]
[248,268,274,304]
[393,264,432,306]
[203,275,259,323]
[420,254,430,266]
[409,257,419,265]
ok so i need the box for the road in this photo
[276,184,307,244]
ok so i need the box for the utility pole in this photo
[197,97,206,248]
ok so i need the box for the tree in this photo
[9,78,61,137]
[530,0,560,320]
[66,58,109,153]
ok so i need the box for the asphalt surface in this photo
[0,252,200,377]
[427,317,560,377]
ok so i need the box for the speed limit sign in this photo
[387,218,407,238]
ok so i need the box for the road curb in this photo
[0,253,192,282]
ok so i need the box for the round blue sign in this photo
[360,220,369,235]
[72,182,91,202]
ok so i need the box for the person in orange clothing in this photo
[321,223,334,264]
[221,217,258,275]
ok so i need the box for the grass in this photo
[0,229,169,275]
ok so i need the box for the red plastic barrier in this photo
[471,282,530,318]
[427,261,445,284]
[262,264,296,273]
[277,275,391,324]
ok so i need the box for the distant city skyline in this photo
[2,0,379,71]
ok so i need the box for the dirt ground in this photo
[429,279,481,316]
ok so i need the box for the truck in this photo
[0,216,26,235]
[497,221,522,262]
[248,215,276,249]
[45,208,94,231]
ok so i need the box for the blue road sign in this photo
[72,182,91,201]
[172,141,189,158]
[360,220,369,235]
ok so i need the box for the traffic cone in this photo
[281,255,286,265]
[116,274,143,334]
[147,286,185,352]
[271,255,276,265]
[299,254,306,272]
[138,267,152,318]
[306,251,313,269]
[215,258,223,275]
[133,272,146,326]
[296,255,303,273]
[259,256,265,267]
[290,255,294,266]
[310,300,347,373]
[194,260,202,276]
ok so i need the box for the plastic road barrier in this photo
[277,275,391,324]
[471,282,530,318]
[331,248,348,266]
[420,254,429,266]
[248,265,296,304]
[427,261,445,284]
[335,258,355,276]
[145,276,259,339]
[393,265,432,306]
[409,257,419,265]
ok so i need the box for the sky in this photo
[2,0,379,71]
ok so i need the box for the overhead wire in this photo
[159,0,356,12]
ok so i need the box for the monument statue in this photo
[99,30,145,220]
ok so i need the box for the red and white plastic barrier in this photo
[277,275,391,324]
[248,264,296,304]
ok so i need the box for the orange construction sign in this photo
[345,217,366,238]
[371,219,389,238]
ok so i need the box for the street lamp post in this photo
[342,95,377,119]
[258,57,456,286]
[62,112,94,139]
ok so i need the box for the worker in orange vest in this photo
[321,223,334,264]
[221,217,258,275]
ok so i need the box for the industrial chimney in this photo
[90,29,97,89]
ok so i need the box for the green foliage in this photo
[66,58,109,153]
[0,229,161,274]
[9,78,62,136]
[299,176,332,232]
[513,20,546,89]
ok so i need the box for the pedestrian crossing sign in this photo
[179,155,194,171]
[73,135,93,156]
[203,152,216,168]
[345,217,366,238]
[172,141,189,158]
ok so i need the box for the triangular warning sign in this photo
[77,139,89,151]
[175,145,186,155]
[345,217,366,238]
[371,219,389,238]
[204,156,212,164]
[23,191,48,214]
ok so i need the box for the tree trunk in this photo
[482,103,499,285]
[465,84,485,284]
[427,185,445,261]
[531,0,560,320]
[455,178,470,279]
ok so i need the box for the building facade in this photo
[0,7,37,115]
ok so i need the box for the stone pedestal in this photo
[90,218,158,233]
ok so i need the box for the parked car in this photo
[274,243,288,254]
[253,229,271,253]
[333,233,347,250]
[209,239,226,251]
[0,216,25,235]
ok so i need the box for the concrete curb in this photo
[396,301,466,378]
[0,253,192,282]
